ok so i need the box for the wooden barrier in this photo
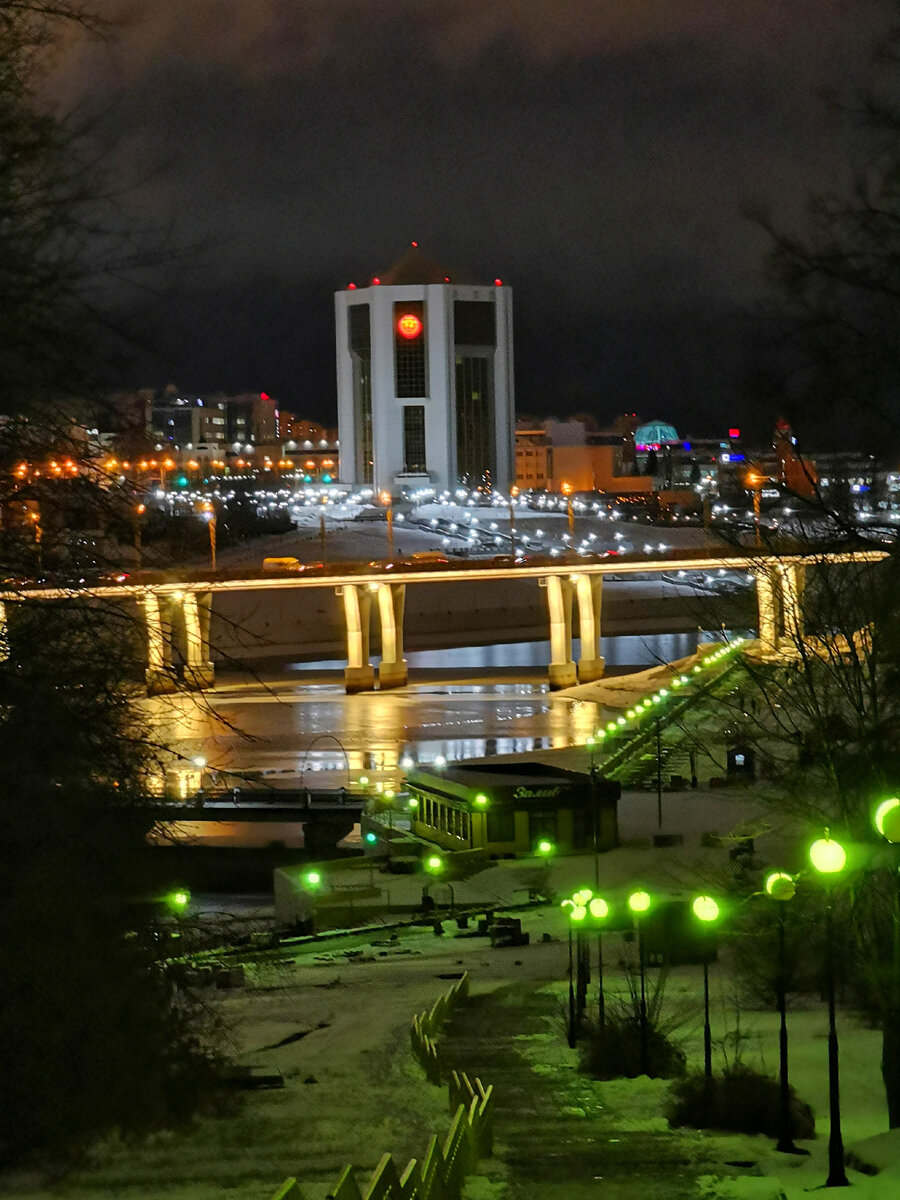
[268,973,493,1200]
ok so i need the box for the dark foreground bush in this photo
[580,1015,687,1080]
[667,1067,815,1138]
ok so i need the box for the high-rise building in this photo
[335,245,514,494]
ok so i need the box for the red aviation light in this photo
[372,277,381,285]
[347,282,357,290]
[397,313,423,339]
[494,278,503,286]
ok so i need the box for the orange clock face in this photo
[397,313,423,339]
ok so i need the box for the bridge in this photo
[0,546,886,693]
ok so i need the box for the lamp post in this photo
[200,500,217,570]
[508,485,519,556]
[628,888,653,1075]
[380,490,394,558]
[133,502,146,567]
[874,797,900,1129]
[809,831,849,1188]
[562,482,575,543]
[425,853,454,909]
[563,898,584,1048]
[691,895,722,1080]
[589,896,611,1029]
[764,870,805,1155]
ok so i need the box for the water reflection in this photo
[150,630,736,789]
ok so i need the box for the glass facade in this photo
[454,300,497,488]
[348,304,372,483]
[394,301,427,398]
[455,353,493,487]
[403,405,426,473]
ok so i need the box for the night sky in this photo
[53,1,896,441]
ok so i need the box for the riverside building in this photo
[335,244,514,495]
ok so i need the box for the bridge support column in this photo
[182,591,215,689]
[542,574,577,689]
[575,574,605,682]
[339,584,376,692]
[779,563,805,645]
[754,568,779,654]
[377,583,408,689]
[143,592,177,693]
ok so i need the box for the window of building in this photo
[394,301,427,397]
[349,304,373,483]
[403,406,427,473]
[455,353,493,486]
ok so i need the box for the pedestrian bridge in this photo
[0,546,885,693]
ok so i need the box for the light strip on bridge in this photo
[0,549,888,601]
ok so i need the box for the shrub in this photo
[667,1067,815,1138]
[580,1013,687,1079]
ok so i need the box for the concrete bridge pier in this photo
[377,582,408,689]
[754,568,779,654]
[143,592,177,693]
[574,574,605,682]
[779,563,805,645]
[182,590,215,689]
[542,574,577,689]
[338,584,376,692]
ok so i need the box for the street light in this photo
[628,888,653,1075]
[424,852,454,909]
[874,797,900,1141]
[764,871,806,1155]
[508,485,519,556]
[380,490,394,558]
[200,500,217,570]
[809,831,850,1188]
[562,482,575,542]
[691,894,722,1080]
[536,838,555,858]
[588,896,611,1029]
[166,887,190,915]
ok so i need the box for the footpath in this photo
[441,983,730,1200]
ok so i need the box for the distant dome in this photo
[634,420,679,445]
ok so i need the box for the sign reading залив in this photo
[512,785,563,800]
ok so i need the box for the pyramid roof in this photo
[379,245,465,286]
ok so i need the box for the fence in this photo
[268,973,494,1200]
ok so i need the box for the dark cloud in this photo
[48,1,898,439]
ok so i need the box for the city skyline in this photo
[51,1,896,444]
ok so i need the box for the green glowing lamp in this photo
[570,904,587,922]
[628,889,652,915]
[589,897,609,920]
[474,792,489,806]
[607,721,618,732]
[167,888,190,913]
[573,887,593,905]
[304,870,322,889]
[875,797,900,843]
[692,895,721,923]
[425,854,445,874]
[596,729,607,740]
[408,797,419,809]
[765,871,796,902]
[536,839,555,857]
[693,665,702,673]
[585,735,595,746]
[809,833,847,875]
[358,775,369,786]
[365,831,378,844]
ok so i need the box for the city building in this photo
[406,762,619,857]
[335,245,515,494]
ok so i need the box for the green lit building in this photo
[407,762,619,857]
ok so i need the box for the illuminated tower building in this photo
[335,244,514,494]
[774,416,818,498]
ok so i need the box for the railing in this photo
[268,973,494,1200]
